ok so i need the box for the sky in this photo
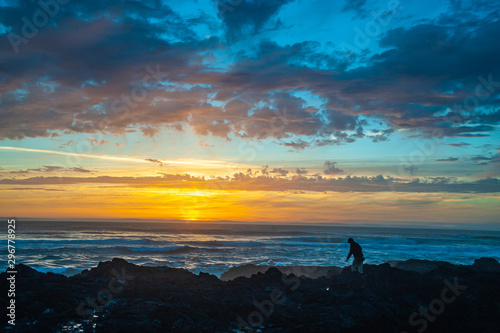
[0,0,499,229]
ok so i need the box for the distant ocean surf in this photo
[8,221,500,277]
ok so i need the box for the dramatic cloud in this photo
[1,1,499,225]
[1,0,499,146]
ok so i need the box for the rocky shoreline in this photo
[2,257,500,332]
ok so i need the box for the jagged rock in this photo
[472,257,500,272]
[1,258,499,332]
[393,258,457,274]
[221,264,341,281]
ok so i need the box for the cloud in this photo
[2,173,499,194]
[469,151,500,177]
[269,167,289,177]
[342,0,369,18]
[140,126,162,138]
[324,161,344,175]
[9,170,30,174]
[88,138,110,146]
[448,142,470,148]
[246,168,258,176]
[69,167,93,173]
[368,128,396,143]
[436,157,459,162]
[403,165,418,175]
[199,141,215,148]
[3,187,65,191]
[6,165,92,174]
[0,146,246,168]
[470,152,500,165]
[115,142,128,148]
[0,0,499,147]
[217,0,292,41]
[283,140,311,150]
[145,158,164,167]
[296,168,308,175]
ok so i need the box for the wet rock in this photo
[2,258,500,332]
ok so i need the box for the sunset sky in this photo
[1,0,499,228]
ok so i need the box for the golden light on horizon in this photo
[1,180,499,224]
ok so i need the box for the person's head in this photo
[347,238,354,244]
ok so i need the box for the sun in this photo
[183,209,201,221]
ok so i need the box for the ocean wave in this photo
[354,238,420,245]
[18,244,222,255]
[470,235,500,241]
[19,238,268,250]
[187,240,264,247]
[112,245,200,254]
[18,238,166,249]
[271,236,344,244]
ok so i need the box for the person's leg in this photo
[353,259,361,272]
[351,260,357,272]
[358,261,363,274]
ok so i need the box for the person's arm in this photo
[346,245,352,262]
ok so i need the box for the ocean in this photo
[7,221,500,277]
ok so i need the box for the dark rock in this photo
[265,267,283,280]
[2,258,500,332]
[394,258,457,274]
[221,264,341,281]
[472,257,500,272]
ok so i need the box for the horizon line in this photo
[5,217,500,232]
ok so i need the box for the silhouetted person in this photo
[346,238,364,274]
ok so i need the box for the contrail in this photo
[0,146,247,168]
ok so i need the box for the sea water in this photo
[6,221,500,277]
